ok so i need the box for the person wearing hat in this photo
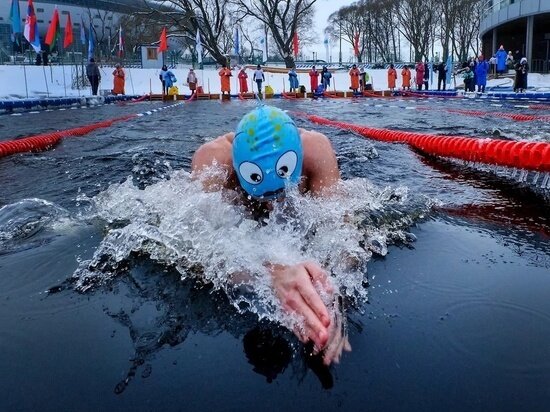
[514,57,529,93]
[112,63,125,95]
[187,68,198,94]
[191,105,348,365]
[86,58,101,96]
[349,64,360,93]
[475,55,489,93]
[495,45,508,77]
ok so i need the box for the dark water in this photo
[0,98,549,411]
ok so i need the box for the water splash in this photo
[72,168,434,327]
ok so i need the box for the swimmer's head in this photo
[233,106,303,200]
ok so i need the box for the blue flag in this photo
[80,18,86,45]
[234,27,239,55]
[446,55,453,85]
[10,0,22,36]
[88,22,94,57]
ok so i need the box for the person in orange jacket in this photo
[349,64,360,93]
[401,65,411,90]
[219,64,232,95]
[387,64,397,91]
[309,66,319,93]
[112,63,125,95]
[238,67,248,93]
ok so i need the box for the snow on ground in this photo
[1,64,550,99]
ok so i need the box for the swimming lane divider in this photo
[0,101,185,159]
[303,114,550,173]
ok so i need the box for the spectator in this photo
[423,61,430,90]
[475,55,489,93]
[349,64,360,93]
[489,55,497,76]
[238,67,248,93]
[159,65,168,95]
[462,66,474,92]
[253,65,265,94]
[187,68,198,94]
[506,51,514,70]
[111,63,125,95]
[514,57,529,93]
[360,66,370,91]
[415,61,425,90]
[288,67,299,92]
[495,45,508,77]
[309,66,319,93]
[401,65,411,91]
[321,66,332,90]
[387,64,397,91]
[219,64,232,95]
[86,58,101,96]
[435,61,447,91]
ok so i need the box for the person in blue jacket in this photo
[288,67,299,92]
[495,45,508,77]
[321,66,332,90]
[159,65,176,95]
[475,55,490,93]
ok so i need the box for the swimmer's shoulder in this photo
[191,133,234,172]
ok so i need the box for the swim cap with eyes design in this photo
[233,106,303,199]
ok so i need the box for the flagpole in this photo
[23,64,29,98]
[42,65,49,97]
[128,67,135,95]
[62,64,67,96]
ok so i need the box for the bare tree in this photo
[146,0,234,65]
[234,0,318,68]
[394,0,437,62]
[452,0,481,62]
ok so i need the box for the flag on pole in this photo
[88,21,95,57]
[292,32,299,59]
[118,25,124,57]
[63,12,73,48]
[80,17,86,45]
[24,0,41,53]
[260,37,267,63]
[45,7,60,51]
[234,27,240,55]
[195,28,202,64]
[353,32,360,57]
[445,55,453,85]
[10,0,22,37]
[158,27,168,52]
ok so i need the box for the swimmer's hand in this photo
[267,261,336,353]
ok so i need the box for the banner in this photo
[23,0,41,52]
[45,7,60,51]
[10,0,22,38]
[158,27,168,52]
[63,12,73,48]
[292,32,299,58]
[88,21,95,57]
[195,28,202,64]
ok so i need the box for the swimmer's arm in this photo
[191,134,234,191]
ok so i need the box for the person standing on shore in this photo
[349,64,360,93]
[111,63,125,95]
[187,68,198,94]
[309,66,319,93]
[387,64,397,91]
[253,65,265,94]
[238,67,248,93]
[86,58,101,96]
[219,64,232,95]
[401,65,411,91]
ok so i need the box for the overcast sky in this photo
[308,0,355,62]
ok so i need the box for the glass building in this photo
[480,0,550,72]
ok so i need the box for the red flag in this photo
[293,31,299,58]
[63,12,73,48]
[158,27,168,52]
[354,32,360,57]
[45,6,60,50]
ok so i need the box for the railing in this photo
[531,59,550,73]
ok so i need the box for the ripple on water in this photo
[441,298,550,377]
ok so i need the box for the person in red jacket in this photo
[309,66,319,93]
[238,67,248,93]
[415,62,425,90]
[349,64,360,93]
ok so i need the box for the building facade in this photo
[480,0,550,72]
[0,0,155,62]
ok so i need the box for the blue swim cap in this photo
[233,106,303,199]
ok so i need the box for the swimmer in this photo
[191,105,350,365]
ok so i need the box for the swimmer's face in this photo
[233,106,303,200]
